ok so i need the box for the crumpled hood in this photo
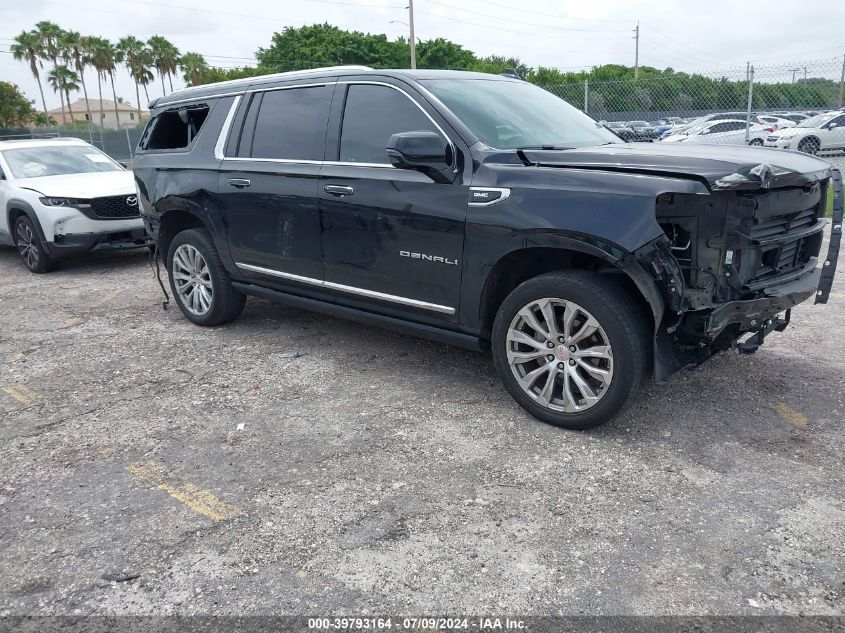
[16,171,135,199]
[518,142,833,191]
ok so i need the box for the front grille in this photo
[89,196,140,219]
[748,207,820,282]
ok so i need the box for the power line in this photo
[415,10,632,40]
[422,0,631,33]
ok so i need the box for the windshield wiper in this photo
[515,145,574,151]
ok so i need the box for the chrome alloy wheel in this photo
[172,244,213,316]
[506,298,614,413]
[16,222,39,270]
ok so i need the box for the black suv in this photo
[134,66,841,429]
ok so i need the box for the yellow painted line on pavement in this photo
[1,384,41,406]
[90,288,124,309]
[126,460,243,522]
[58,317,83,329]
[6,346,38,364]
[774,402,809,429]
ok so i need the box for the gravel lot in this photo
[0,229,843,617]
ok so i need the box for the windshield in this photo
[422,79,620,149]
[1,144,121,179]
[798,112,838,128]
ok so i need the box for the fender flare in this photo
[6,199,47,243]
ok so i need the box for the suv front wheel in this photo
[167,228,245,326]
[492,271,650,430]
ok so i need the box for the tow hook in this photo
[736,309,791,354]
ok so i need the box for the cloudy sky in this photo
[2,0,844,111]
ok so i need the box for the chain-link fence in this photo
[0,125,145,163]
[544,57,845,172]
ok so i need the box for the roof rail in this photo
[170,65,374,96]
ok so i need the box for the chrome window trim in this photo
[161,90,245,106]
[214,95,242,161]
[468,187,511,207]
[245,81,332,95]
[235,263,456,315]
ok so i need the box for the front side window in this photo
[0,145,121,179]
[251,85,333,160]
[423,78,620,150]
[339,84,440,164]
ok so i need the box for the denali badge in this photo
[400,251,459,266]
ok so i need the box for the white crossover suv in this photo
[763,111,845,154]
[0,138,145,273]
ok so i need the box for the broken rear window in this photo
[142,105,209,151]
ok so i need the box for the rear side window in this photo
[143,105,209,150]
[250,85,333,160]
[339,84,440,164]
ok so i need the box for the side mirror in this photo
[701,128,711,135]
[386,131,454,183]
[828,122,838,130]
[118,162,129,169]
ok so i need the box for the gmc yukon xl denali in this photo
[133,66,842,429]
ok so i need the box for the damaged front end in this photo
[631,165,842,382]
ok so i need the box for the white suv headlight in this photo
[39,197,87,207]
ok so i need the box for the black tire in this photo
[167,228,245,326]
[797,137,820,155]
[13,215,57,274]
[749,138,763,146]
[491,270,651,430]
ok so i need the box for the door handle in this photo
[228,178,251,188]
[323,184,354,197]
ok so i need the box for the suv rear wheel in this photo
[492,270,650,430]
[167,228,245,326]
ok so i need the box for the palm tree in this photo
[61,31,93,128]
[88,37,111,129]
[47,65,79,123]
[35,21,66,123]
[32,112,57,127]
[10,30,48,119]
[148,35,180,96]
[135,47,155,105]
[179,52,209,87]
[116,36,149,120]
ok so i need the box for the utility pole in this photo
[789,68,799,84]
[839,53,845,108]
[745,62,755,143]
[634,22,640,80]
[803,66,807,82]
[408,0,417,70]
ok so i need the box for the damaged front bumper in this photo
[632,167,842,382]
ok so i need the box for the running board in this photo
[231,282,488,352]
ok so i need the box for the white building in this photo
[47,99,150,130]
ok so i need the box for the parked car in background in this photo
[776,112,810,124]
[753,114,796,131]
[626,120,660,141]
[0,138,145,273]
[662,119,769,146]
[604,121,636,142]
[649,120,675,136]
[764,111,845,154]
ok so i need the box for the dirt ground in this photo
[0,230,843,617]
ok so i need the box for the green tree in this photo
[88,37,112,128]
[46,65,78,123]
[148,35,181,95]
[256,23,408,71]
[61,31,93,128]
[469,55,530,78]
[0,81,36,127]
[179,52,210,86]
[116,36,149,119]
[32,112,58,127]
[35,21,66,123]
[415,38,475,69]
[10,31,48,119]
